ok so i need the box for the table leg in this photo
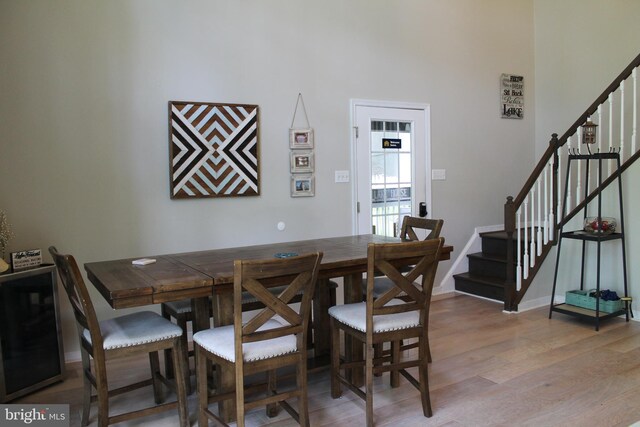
[343,272,364,387]
[313,279,331,359]
[191,297,211,333]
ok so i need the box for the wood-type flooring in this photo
[15,294,640,426]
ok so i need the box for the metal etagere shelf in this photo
[549,150,629,331]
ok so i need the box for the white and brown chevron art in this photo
[168,101,260,199]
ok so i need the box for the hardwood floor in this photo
[15,294,640,426]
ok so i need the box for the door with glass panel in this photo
[353,102,431,237]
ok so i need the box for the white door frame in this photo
[350,99,432,235]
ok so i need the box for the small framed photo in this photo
[290,150,314,173]
[289,128,314,149]
[291,174,314,197]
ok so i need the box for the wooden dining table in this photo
[84,234,452,421]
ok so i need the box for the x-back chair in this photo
[330,238,444,426]
[49,247,189,427]
[193,252,322,427]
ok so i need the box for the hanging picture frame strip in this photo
[289,93,315,197]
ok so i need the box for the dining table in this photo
[84,234,452,421]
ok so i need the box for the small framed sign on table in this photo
[10,249,43,272]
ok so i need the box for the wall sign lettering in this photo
[501,74,524,119]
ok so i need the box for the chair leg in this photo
[172,337,190,427]
[373,343,383,377]
[330,318,342,399]
[419,337,433,417]
[297,355,310,427]
[178,317,192,395]
[235,365,245,427]
[266,369,278,417]
[95,363,109,427]
[365,341,374,427]
[390,340,400,388]
[80,349,92,427]
[196,344,209,427]
[149,351,163,404]
[161,306,175,381]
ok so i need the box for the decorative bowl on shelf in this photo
[583,216,617,234]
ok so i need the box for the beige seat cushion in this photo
[84,311,183,350]
[328,299,420,333]
[193,319,297,362]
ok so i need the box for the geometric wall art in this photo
[168,101,260,199]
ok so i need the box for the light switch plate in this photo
[335,170,350,183]
[432,169,446,181]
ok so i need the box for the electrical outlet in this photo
[335,170,350,183]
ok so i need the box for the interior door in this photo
[353,102,431,237]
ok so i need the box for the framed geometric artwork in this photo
[168,101,260,199]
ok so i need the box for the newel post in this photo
[504,196,516,311]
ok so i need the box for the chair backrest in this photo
[400,217,444,241]
[49,246,103,352]
[233,252,323,360]
[366,238,444,326]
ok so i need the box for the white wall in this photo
[0,0,535,356]
[525,0,640,309]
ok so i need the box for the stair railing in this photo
[504,52,640,311]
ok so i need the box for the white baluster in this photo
[598,104,603,153]
[536,177,542,255]
[621,80,625,159]
[548,159,555,242]
[530,187,535,268]
[523,196,529,280]
[566,137,572,213]
[633,68,637,154]
[516,208,522,291]
[543,162,549,244]
[609,92,614,175]
[557,149,562,222]
[576,132,582,207]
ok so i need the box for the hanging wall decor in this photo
[289,93,315,197]
[168,101,260,199]
[500,74,524,119]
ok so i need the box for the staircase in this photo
[454,231,515,302]
[454,52,640,311]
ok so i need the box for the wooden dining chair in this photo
[368,216,444,299]
[193,252,323,427]
[162,276,337,391]
[329,238,444,427]
[49,247,189,427]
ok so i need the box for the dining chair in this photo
[366,217,444,364]
[49,247,189,427]
[193,252,323,427]
[162,279,337,391]
[368,216,444,299]
[329,238,444,427]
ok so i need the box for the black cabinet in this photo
[549,152,629,330]
[0,265,65,402]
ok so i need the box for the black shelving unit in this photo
[549,151,629,331]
